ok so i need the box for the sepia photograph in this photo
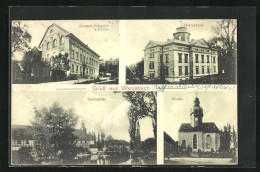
[11,91,157,165]
[125,19,237,84]
[11,20,119,85]
[163,91,237,165]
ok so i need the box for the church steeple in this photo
[81,121,87,134]
[190,93,203,127]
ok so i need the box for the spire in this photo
[81,121,86,134]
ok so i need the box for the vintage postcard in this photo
[10,19,238,167]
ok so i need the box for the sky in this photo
[163,91,237,141]
[124,19,228,65]
[12,91,154,142]
[13,20,119,61]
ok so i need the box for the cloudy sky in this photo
[124,19,231,65]
[12,91,154,142]
[13,20,119,61]
[164,91,237,141]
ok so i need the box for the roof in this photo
[12,125,95,141]
[12,125,33,140]
[38,23,100,57]
[178,122,221,133]
[73,129,95,140]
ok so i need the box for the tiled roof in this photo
[11,125,95,141]
[179,122,221,133]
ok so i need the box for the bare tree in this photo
[210,19,237,82]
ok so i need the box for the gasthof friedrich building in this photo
[38,23,100,78]
[144,26,218,82]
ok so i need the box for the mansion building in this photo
[178,95,221,152]
[38,23,100,78]
[144,26,218,82]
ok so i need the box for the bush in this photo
[12,147,37,165]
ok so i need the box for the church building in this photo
[144,26,218,82]
[178,95,221,152]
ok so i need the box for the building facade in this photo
[38,23,100,78]
[144,26,218,82]
[178,96,221,152]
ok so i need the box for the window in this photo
[165,54,169,63]
[76,65,78,73]
[214,66,216,73]
[201,55,204,63]
[50,29,53,33]
[149,72,155,79]
[71,50,74,59]
[80,54,82,62]
[53,39,57,48]
[206,135,211,149]
[185,66,188,75]
[18,140,21,144]
[26,140,29,144]
[202,66,205,74]
[178,53,182,63]
[150,53,154,58]
[47,42,50,50]
[71,64,74,72]
[185,54,188,63]
[179,66,182,76]
[76,52,79,60]
[149,61,154,69]
[165,66,169,75]
[207,66,210,73]
[83,56,85,63]
[193,134,197,149]
[160,54,163,62]
[80,66,82,74]
[182,140,186,148]
[213,56,216,63]
[195,54,199,63]
[60,36,65,45]
[207,55,210,63]
[196,66,199,74]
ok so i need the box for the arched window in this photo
[193,134,197,149]
[60,36,65,45]
[53,39,57,48]
[206,135,211,149]
[47,42,50,50]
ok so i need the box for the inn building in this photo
[38,23,100,78]
[144,26,218,82]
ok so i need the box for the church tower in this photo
[190,94,203,127]
[81,121,87,134]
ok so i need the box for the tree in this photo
[11,21,32,56]
[21,47,47,83]
[210,19,237,82]
[50,53,70,81]
[135,60,144,80]
[123,92,157,139]
[31,102,78,163]
[220,123,231,152]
